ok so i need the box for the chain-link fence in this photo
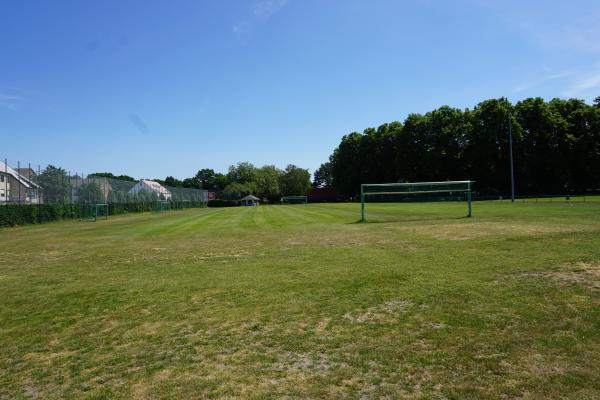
[1,158,209,227]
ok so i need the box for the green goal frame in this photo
[155,201,171,212]
[280,196,308,204]
[360,181,473,221]
[81,203,108,222]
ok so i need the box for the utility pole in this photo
[508,110,515,203]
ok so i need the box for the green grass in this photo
[1,202,599,399]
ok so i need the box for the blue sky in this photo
[2,0,600,179]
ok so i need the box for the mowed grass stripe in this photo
[156,208,234,235]
[280,204,347,224]
[261,204,294,228]
[272,203,323,225]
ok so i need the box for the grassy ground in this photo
[1,202,599,399]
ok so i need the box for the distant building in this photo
[128,179,172,200]
[0,160,42,204]
[307,187,346,203]
[240,194,260,206]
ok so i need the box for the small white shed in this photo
[240,194,260,206]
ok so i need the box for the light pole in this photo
[508,109,515,203]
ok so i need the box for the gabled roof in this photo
[139,179,171,194]
[241,194,260,201]
[0,160,41,189]
[16,168,36,177]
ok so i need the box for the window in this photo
[1,189,4,197]
[0,175,4,182]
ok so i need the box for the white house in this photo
[0,160,41,204]
[128,179,172,200]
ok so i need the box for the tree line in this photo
[314,97,600,196]
[90,162,312,202]
[159,162,311,202]
[30,160,312,204]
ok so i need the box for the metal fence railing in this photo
[1,158,209,227]
[472,193,600,203]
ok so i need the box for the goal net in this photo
[81,203,108,222]
[360,181,473,221]
[280,196,308,204]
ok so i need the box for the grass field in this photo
[1,202,600,399]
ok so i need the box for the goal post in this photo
[280,196,308,204]
[360,181,473,221]
[81,203,108,222]
[155,201,171,212]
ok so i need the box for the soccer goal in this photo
[280,196,308,204]
[360,181,473,221]
[81,203,108,222]
[155,201,171,212]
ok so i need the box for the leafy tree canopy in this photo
[38,165,71,203]
[325,96,600,196]
[280,164,311,196]
[89,172,136,182]
[312,162,332,188]
[164,176,183,187]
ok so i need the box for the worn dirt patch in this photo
[279,231,418,250]
[315,317,331,334]
[516,261,600,290]
[272,351,341,373]
[137,321,166,335]
[23,349,77,363]
[344,300,412,323]
[401,221,588,240]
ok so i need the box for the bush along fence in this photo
[0,158,209,227]
[207,199,240,207]
[0,200,207,227]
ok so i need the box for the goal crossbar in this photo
[281,195,308,204]
[363,189,470,196]
[362,180,472,188]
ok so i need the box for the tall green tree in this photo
[214,173,229,191]
[325,96,600,197]
[89,172,136,182]
[313,162,333,187]
[330,132,364,196]
[280,165,311,196]
[164,176,183,187]
[182,177,200,189]
[515,98,567,193]
[227,162,257,184]
[38,165,71,203]
[222,182,257,200]
[194,168,220,189]
[255,165,283,201]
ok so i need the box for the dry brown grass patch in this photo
[401,221,589,240]
[344,299,413,323]
[517,261,600,290]
[315,317,331,334]
[272,351,341,373]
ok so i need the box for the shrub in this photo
[208,199,239,207]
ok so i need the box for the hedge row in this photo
[0,201,207,227]
[207,199,239,207]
